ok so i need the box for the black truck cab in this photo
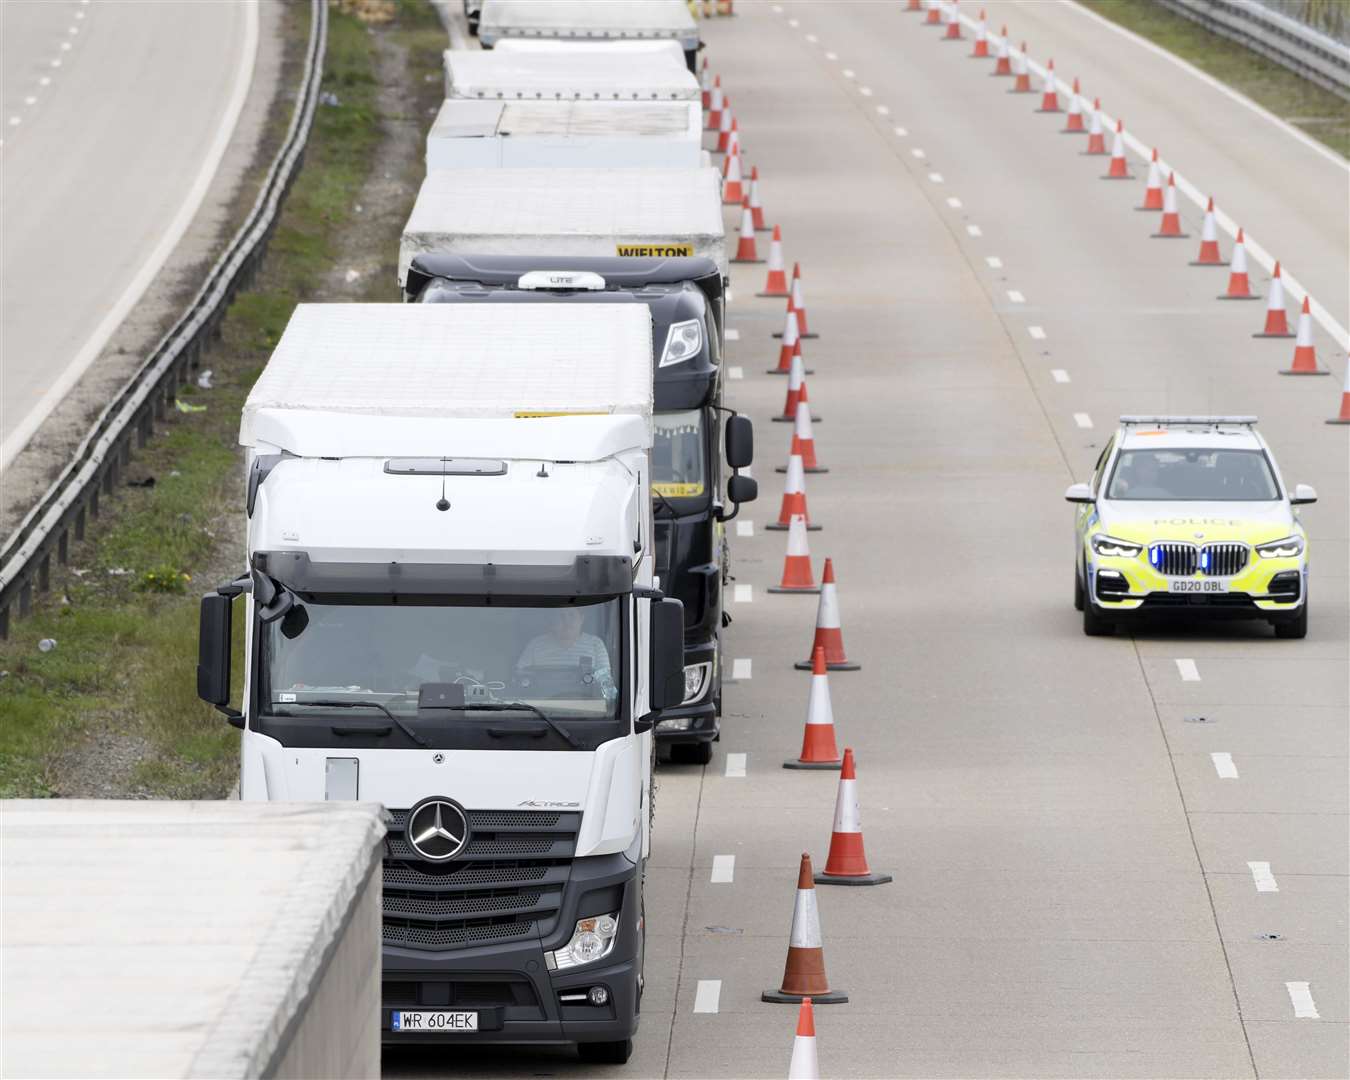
[404,255,755,764]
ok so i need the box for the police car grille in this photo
[1150,542,1198,577]
[1202,543,1248,577]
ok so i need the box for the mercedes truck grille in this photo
[1148,542,1249,577]
[382,809,580,952]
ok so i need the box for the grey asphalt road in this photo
[387,3,1348,1077]
[0,0,257,468]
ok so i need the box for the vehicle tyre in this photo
[670,740,713,766]
[578,1039,633,1065]
[1082,600,1113,637]
[1273,600,1308,640]
[1073,563,1085,612]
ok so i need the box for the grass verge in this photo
[0,0,446,799]
[1079,0,1349,158]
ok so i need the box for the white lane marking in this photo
[986,256,1003,269]
[1286,982,1320,1019]
[842,68,855,78]
[1211,752,1239,779]
[50,58,62,67]
[805,33,819,43]
[771,3,783,11]
[39,76,51,86]
[732,658,752,681]
[724,753,747,778]
[60,40,72,50]
[711,855,736,884]
[728,365,744,380]
[825,50,838,60]
[910,147,926,159]
[876,104,890,115]
[928,171,944,183]
[733,584,753,603]
[967,224,983,237]
[24,95,37,106]
[1247,861,1279,892]
[1073,412,1093,429]
[946,196,962,208]
[1051,369,1070,383]
[726,287,734,304]
[1176,658,1201,681]
[1028,325,1047,340]
[7,116,19,127]
[1006,290,1025,303]
[860,87,873,97]
[0,0,261,470]
[736,520,754,537]
[893,126,908,136]
[693,980,722,1013]
[726,328,740,341]
[787,17,800,27]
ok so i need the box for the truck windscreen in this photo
[652,409,706,502]
[261,598,621,723]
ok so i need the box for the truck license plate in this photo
[1168,579,1229,594]
[391,1011,478,1032]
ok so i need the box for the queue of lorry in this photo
[194,1,749,1065]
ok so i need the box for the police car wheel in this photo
[1073,564,1085,612]
[1273,600,1308,640]
[1082,600,1113,637]
[578,1039,633,1065]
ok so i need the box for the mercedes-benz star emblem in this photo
[405,797,469,862]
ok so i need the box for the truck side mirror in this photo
[727,474,757,505]
[197,592,243,728]
[725,414,753,470]
[648,597,686,713]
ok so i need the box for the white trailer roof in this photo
[494,39,687,66]
[444,49,699,100]
[480,0,698,42]
[242,303,653,450]
[400,167,726,284]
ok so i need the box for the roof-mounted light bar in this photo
[517,270,606,291]
[1119,415,1258,427]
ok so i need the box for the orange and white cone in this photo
[769,515,820,596]
[1219,228,1259,300]
[769,306,804,374]
[782,651,842,769]
[943,0,963,39]
[992,26,1011,75]
[749,166,768,231]
[706,77,723,132]
[723,146,744,204]
[1103,120,1131,178]
[1036,58,1060,111]
[763,854,847,1000]
[790,263,817,338]
[1190,198,1227,265]
[767,446,820,532]
[1254,260,1293,333]
[815,749,891,885]
[1280,297,1328,375]
[787,999,820,1080]
[700,59,712,110]
[721,126,740,172]
[1083,98,1106,154]
[795,559,859,671]
[1327,360,1350,424]
[1062,77,1084,131]
[774,351,820,424]
[716,108,734,154]
[1152,173,1188,237]
[925,0,942,25]
[1010,43,1032,92]
[758,225,790,296]
[1138,149,1163,210]
[905,0,922,11]
[970,9,989,56]
[733,200,763,264]
[791,400,826,473]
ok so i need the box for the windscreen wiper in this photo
[272,699,429,749]
[453,702,580,750]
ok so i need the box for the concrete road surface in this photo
[0,0,258,468]
[387,2,1348,1077]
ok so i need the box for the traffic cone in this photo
[1102,120,1131,178]
[723,147,744,204]
[1280,298,1328,375]
[791,400,827,473]
[700,59,711,110]
[1190,198,1226,264]
[1010,43,1032,92]
[769,306,804,374]
[782,651,842,769]
[943,0,963,39]
[766,447,820,531]
[769,515,820,596]
[925,0,942,25]
[970,9,989,56]
[1062,77,1084,131]
[815,749,891,885]
[795,559,859,671]
[721,126,740,173]
[749,166,768,231]
[1218,229,1259,300]
[1137,149,1163,209]
[732,200,763,263]
[992,27,1012,75]
[906,0,922,10]
[763,854,847,1001]
[774,352,820,424]
[1036,59,1060,111]
[1083,99,1106,154]
[791,264,817,338]
[716,105,733,153]
[1253,260,1294,333]
[787,999,820,1080]
[706,76,722,132]
[1327,361,1350,423]
[758,225,789,296]
[1152,173,1188,237]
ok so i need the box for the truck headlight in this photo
[1256,536,1303,559]
[659,319,703,367]
[545,913,620,971]
[657,717,694,731]
[1091,534,1143,558]
[681,661,711,704]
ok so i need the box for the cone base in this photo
[756,290,791,298]
[795,659,860,671]
[782,758,841,770]
[732,257,766,265]
[1150,232,1191,239]
[772,332,820,339]
[762,989,848,1005]
[777,460,829,471]
[1217,294,1261,301]
[1252,331,1295,338]
[766,367,815,375]
[768,586,822,595]
[1188,259,1230,266]
[1008,88,1034,94]
[815,870,893,886]
[754,225,771,233]
[1100,173,1134,180]
[1035,107,1062,113]
[1134,205,1162,211]
[1080,150,1108,156]
[773,414,822,423]
[1327,418,1350,425]
[1278,369,1330,376]
[766,521,822,531]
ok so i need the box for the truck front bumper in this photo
[654,637,718,745]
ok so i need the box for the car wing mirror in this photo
[1290,483,1317,506]
[1064,482,1095,504]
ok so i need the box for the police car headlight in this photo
[659,319,703,367]
[1256,536,1303,559]
[1091,534,1143,558]
[545,913,620,971]
[681,661,711,704]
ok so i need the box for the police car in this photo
[1065,417,1316,638]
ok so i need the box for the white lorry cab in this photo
[196,302,686,1065]
[478,0,701,71]
[443,48,700,101]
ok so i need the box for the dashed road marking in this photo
[728,365,744,380]
[860,86,873,97]
[805,33,818,43]
[986,256,1003,268]
[910,147,926,159]
[876,104,890,115]
[893,126,908,136]
[724,753,747,778]
[1211,752,1239,779]
[1073,412,1093,429]
[7,117,20,127]
[1028,325,1046,340]
[733,584,753,603]
[1006,289,1025,303]
[1247,861,1279,892]
[24,95,37,106]
[946,196,962,208]
[711,856,736,884]
[736,520,754,538]
[825,51,838,60]
[1176,658,1201,681]
[726,328,740,341]
[732,658,753,680]
[842,68,855,79]
[1051,369,1070,383]
[928,171,944,183]
[787,17,800,27]
[1286,982,1319,1019]
[693,980,722,1013]
[966,224,982,236]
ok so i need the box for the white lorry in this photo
[478,0,702,71]
[196,302,686,1064]
[443,48,699,101]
